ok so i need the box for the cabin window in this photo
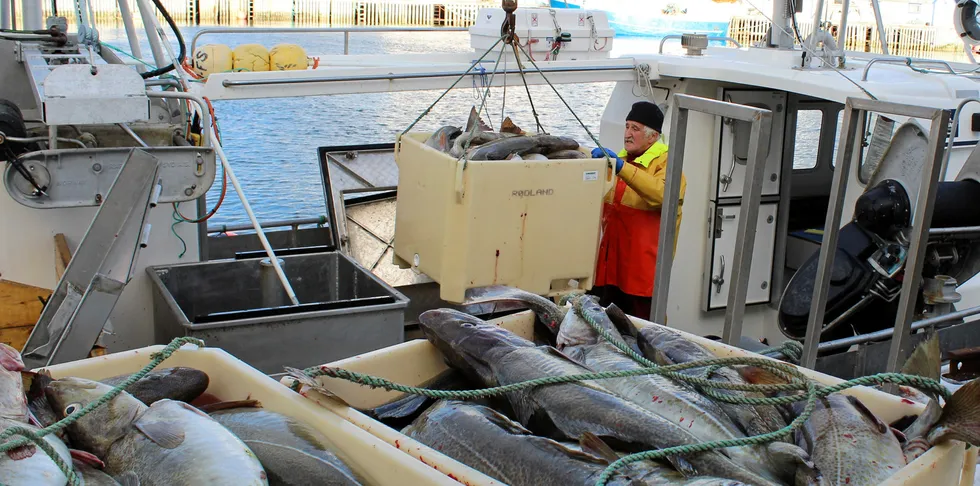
[793,110,823,170]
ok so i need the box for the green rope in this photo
[100,42,155,68]
[171,204,188,258]
[401,35,506,136]
[0,426,78,486]
[758,340,804,364]
[571,295,658,368]
[510,41,545,134]
[0,337,205,485]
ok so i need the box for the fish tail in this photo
[283,366,351,407]
[737,365,799,386]
[604,304,639,340]
[767,441,820,486]
[901,333,941,381]
[926,377,980,446]
[579,431,620,464]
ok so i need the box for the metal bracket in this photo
[713,208,735,238]
[651,94,772,348]
[21,149,161,368]
[4,147,215,208]
[18,42,149,125]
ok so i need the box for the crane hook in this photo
[501,0,518,45]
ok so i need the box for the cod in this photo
[418,308,782,486]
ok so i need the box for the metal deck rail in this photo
[190,26,469,56]
[651,93,773,347]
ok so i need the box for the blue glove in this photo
[592,147,624,173]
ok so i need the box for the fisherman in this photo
[589,101,687,321]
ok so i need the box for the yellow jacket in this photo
[605,141,687,243]
[596,140,686,297]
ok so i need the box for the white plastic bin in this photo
[38,344,465,485]
[284,310,978,486]
[393,132,614,303]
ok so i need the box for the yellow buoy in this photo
[232,43,270,72]
[269,43,308,71]
[191,44,233,79]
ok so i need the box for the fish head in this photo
[419,309,532,384]
[0,344,26,420]
[560,294,629,350]
[462,286,566,334]
[0,343,24,372]
[44,376,145,457]
[555,306,599,350]
[0,367,27,422]
[438,126,462,151]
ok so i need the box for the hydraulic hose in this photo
[140,0,186,79]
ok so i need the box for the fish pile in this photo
[300,286,980,486]
[423,107,588,161]
[0,346,365,486]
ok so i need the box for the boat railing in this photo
[652,94,773,347]
[215,63,638,88]
[207,216,329,234]
[817,303,980,352]
[860,56,970,81]
[657,34,741,54]
[190,26,469,57]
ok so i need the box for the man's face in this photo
[624,120,659,157]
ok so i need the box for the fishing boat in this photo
[3,0,980,385]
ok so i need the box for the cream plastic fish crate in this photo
[393,132,614,303]
[283,310,979,486]
[38,344,466,485]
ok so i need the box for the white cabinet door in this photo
[713,90,787,200]
[703,202,778,311]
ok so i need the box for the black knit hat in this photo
[626,101,664,133]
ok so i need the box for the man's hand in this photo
[591,147,624,173]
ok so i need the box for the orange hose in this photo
[181,59,203,80]
[174,96,225,223]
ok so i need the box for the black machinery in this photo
[777,113,980,378]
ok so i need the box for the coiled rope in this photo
[0,337,205,486]
[288,299,949,486]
